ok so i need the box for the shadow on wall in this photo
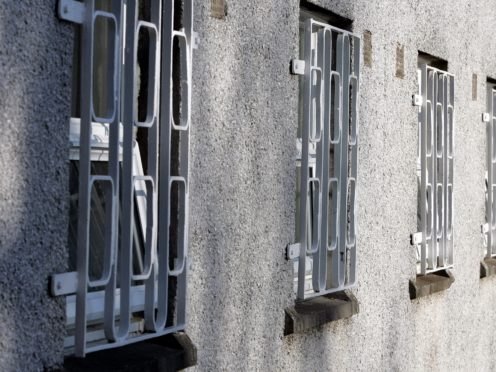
[185,0,338,370]
[0,1,72,370]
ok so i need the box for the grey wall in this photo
[188,0,496,371]
[1,0,496,371]
[0,1,72,371]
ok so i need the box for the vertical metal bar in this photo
[446,75,454,266]
[419,64,428,275]
[297,18,313,300]
[330,33,344,288]
[332,33,350,289]
[488,90,496,256]
[488,88,495,257]
[117,0,137,341]
[103,1,123,344]
[429,70,438,271]
[440,74,448,268]
[319,28,331,292]
[447,75,454,266]
[491,89,494,257]
[133,0,162,333]
[347,34,360,285]
[312,27,325,292]
[75,0,95,357]
[146,0,173,329]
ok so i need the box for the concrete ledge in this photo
[284,291,358,336]
[60,333,196,372]
[480,258,496,278]
[409,270,454,300]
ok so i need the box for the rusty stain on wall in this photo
[363,31,372,67]
[211,0,226,19]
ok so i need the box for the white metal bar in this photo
[54,0,193,355]
[485,87,496,257]
[297,18,360,299]
[416,65,454,275]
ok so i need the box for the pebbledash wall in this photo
[1,0,496,371]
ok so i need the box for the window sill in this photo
[409,270,454,300]
[61,333,196,372]
[480,257,496,279]
[284,291,359,336]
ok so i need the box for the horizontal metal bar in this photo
[426,64,454,77]
[66,285,155,326]
[299,284,356,300]
[64,318,144,350]
[308,18,361,39]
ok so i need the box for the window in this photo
[51,0,194,357]
[292,9,360,300]
[413,54,454,276]
[483,79,496,258]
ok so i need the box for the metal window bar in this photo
[415,64,454,275]
[484,86,496,257]
[52,0,194,357]
[297,18,360,300]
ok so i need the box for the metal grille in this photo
[415,65,454,275]
[296,19,360,300]
[484,86,496,257]
[52,0,194,356]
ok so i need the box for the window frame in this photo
[52,0,194,357]
[414,61,454,275]
[484,80,496,258]
[294,14,361,300]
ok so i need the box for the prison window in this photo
[51,0,194,357]
[292,7,360,301]
[410,53,454,295]
[481,79,496,278]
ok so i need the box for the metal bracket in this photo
[58,0,86,24]
[192,31,200,50]
[291,59,305,75]
[482,223,489,234]
[410,232,422,246]
[50,271,78,297]
[286,243,301,260]
[412,94,422,106]
[482,112,491,123]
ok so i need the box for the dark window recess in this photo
[481,258,496,279]
[300,0,353,30]
[418,51,448,70]
[60,333,197,372]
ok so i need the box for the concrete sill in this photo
[284,291,359,336]
[409,270,454,300]
[480,258,496,279]
[61,333,196,372]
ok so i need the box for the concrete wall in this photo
[1,0,496,371]
[0,1,72,371]
[188,0,496,371]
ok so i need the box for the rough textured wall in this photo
[188,0,496,371]
[1,0,496,371]
[0,1,72,371]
